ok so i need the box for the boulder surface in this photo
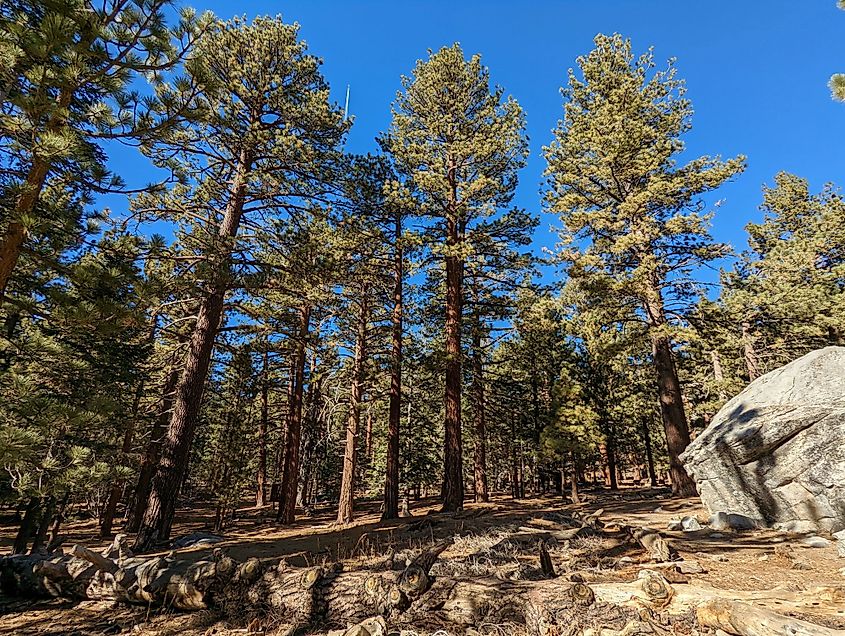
[680,346,845,533]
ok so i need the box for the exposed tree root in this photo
[2,526,843,636]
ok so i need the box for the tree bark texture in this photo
[383,212,403,520]
[337,284,369,524]
[643,285,697,497]
[277,303,312,524]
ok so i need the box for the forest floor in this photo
[1,486,843,635]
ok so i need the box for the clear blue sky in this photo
[114,1,845,277]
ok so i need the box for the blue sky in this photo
[112,1,845,279]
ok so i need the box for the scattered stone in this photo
[329,617,387,636]
[791,559,813,571]
[774,520,819,535]
[800,535,832,548]
[170,532,225,549]
[680,347,845,534]
[709,511,760,532]
[654,506,665,513]
[677,560,706,574]
[758,554,770,561]
[709,533,726,539]
[681,516,702,531]
[617,556,634,566]
[667,520,683,531]
[833,529,845,558]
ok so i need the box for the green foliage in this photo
[544,33,745,336]
[721,172,845,372]
[0,233,150,503]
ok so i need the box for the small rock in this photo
[171,532,225,549]
[709,533,726,539]
[709,511,760,531]
[708,553,729,562]
[774,520,819,535]
[654,506,665,513]
[677,560,706,574]
[839,566,845,577]
[681,516,702,531]
[667,520,683,531]
[800,535,831,548]
[791,559,813,571]
[758,554,770,561]
[618,556,634,566]
[833,529,845,558]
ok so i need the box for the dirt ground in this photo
[1,487,843,635]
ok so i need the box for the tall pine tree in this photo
[544,34,745,496]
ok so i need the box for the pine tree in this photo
[0,230,150,552]
[385,44,528,512]
[721,172,845,374]
[544,34,745,496]
[0,0,207,299]
[133,16,347,549]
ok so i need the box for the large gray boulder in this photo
[680,346,845,533]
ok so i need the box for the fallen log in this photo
[697,599,845,636]
[2,539,843,636]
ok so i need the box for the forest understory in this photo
[1,488,843,636]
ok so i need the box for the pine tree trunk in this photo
[742,321,761,381]
[471,318,488,503]
[101,373,147,538]
[0,86,74,300]
[256,349,270,507]
[511,416,520,499]
[651,333,696,496]
[383,212,403,521]
[643,284,696,498]
[134,149,251,552]
[100,425,134,538]
[600,436,619,490]
[30,497,56,555]
[337,284,369,524]
[569,453,581,504]
[277,303,311,525]
[641,417,658,487]
[364,407,373,462]
[126,364,180,533]
[442,210,464,512]
[13,498,40,555]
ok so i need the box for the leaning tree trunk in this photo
[337,283,369,525]
[471,314,489,503]
[644,286,697,497]
[442,193,464,512]
[277,303,311,525]
[0,87,73,301]
[383,211,403,520]
[134,149,252,552]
